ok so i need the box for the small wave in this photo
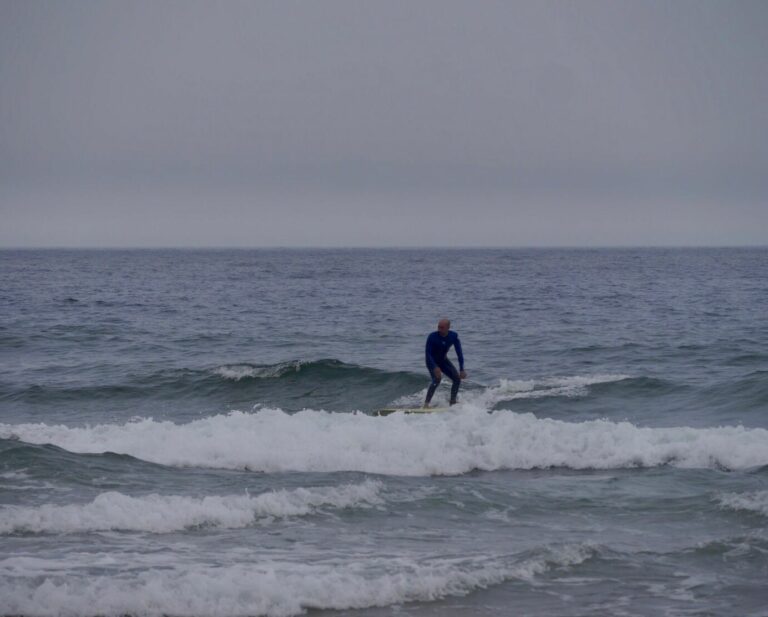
[390,373,631,409]
[704,370,768,411]
[0,480,383,534]
[718,490,768,518]
[2,408,767,476]
[207,359,425,411]
[212,359,390,381]
[471,374,631,408]
[503,373,631,395]
[0,371,199,403]
[3,359,425,412]
[0,544,594,617]
[0,437,147,480]
[213,360,310,380]
[688,535,768,562]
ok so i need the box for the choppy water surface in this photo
[1,248,767,616]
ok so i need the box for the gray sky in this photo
[1,0,767,247]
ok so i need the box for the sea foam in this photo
[2,406,767,476]
[718,490,768,517]
[213,361,305,381]
[391,373,630,408]
[0,480,383,534]
[0,544,593,617]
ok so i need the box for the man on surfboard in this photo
[424,318,466,407]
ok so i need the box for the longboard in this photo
[374,407,450,417]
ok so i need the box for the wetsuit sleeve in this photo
[454,334,464,371]
[425,334,436,370]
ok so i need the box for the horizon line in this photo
[2,244,767,251]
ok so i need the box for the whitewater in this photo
[3,404,768,476]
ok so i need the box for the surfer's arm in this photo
[425,336,436,370]
[454,335,464,371]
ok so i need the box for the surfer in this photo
[424,318,466,407]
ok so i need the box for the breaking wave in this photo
[0,480,383,535]
[2,405,767,476]
[718,490,768,518]
[0,544,595,617]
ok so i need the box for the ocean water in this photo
[1,247,767,617]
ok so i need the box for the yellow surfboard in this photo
[374,407,451,417]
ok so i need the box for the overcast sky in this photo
[1,0,766,247]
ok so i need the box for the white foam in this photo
[0,480,383,534]
[391,373,629,408]
[718,490,768,517]
[0,471,29,479]
[214,362,303,380]
[477,374,630,407]
[0,544,593,617]
[1,408,767,476]
[0,470,65,492]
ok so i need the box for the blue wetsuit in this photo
[425,330,464,405]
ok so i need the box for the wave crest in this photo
[2,408,767,476]
[718,490,768,517]
[213,360,324,381]
[0,544,594,617]
[0,480,383,534]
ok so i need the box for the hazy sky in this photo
[1,0,767,247]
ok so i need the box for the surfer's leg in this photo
[442,361,461,405]
[424,367,442,406]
